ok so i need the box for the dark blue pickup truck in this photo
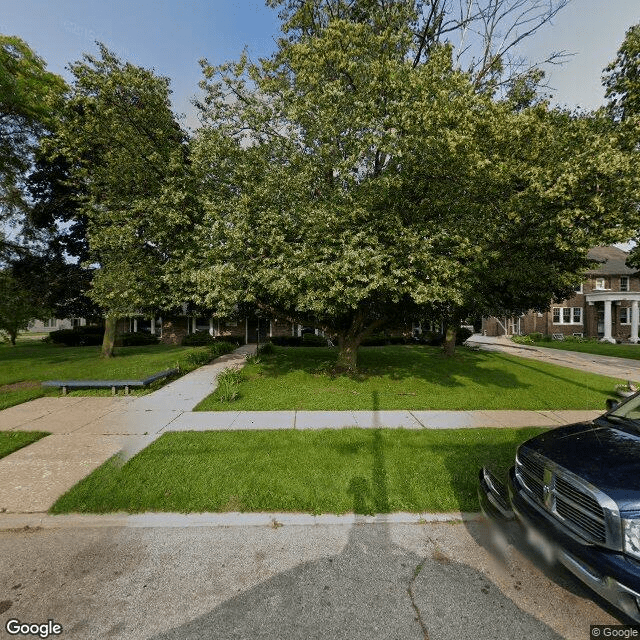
[479,395,640,622]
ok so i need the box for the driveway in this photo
[467,334,640,381]
[0,515,622,639]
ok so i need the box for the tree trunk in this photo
[101,314,117,358]
[443,323,457,357]
[9,329,17,345]
[336,335,361,371]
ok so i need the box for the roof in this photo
[586,246,637,276]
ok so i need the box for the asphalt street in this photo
[0,517,622,640]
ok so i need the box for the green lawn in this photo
[0,341,218,410]
[50,427,546,514]
[526,339,640,361]
[195,345,621,411]
[0,431,49,459]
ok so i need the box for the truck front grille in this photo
[516,449,608,544]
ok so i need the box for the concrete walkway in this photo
[467,333,640,381]
[0,341,608,514]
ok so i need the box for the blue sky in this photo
[2,0,639,129]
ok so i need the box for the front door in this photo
[597,308,605,337]
[246,316,270,343]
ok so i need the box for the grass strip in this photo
[0,431,49,459]
[50,427,546,515]
[195,345,621,411]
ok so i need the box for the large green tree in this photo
[54,45,197,356]
[190,2,639,368]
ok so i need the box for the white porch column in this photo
[602,300,615,343]
[192,317,197,333]
[209,317,214,336]
[150,317,155,335]
[631,300,639,344]
[133,318,138,333]
[269,321,273,338]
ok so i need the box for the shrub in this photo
[387,336,408,345]
[423,331,445,346]
[528,332,543,341]
[216,367,243,402]
[257,341,275,355]
[541,334,553,342]
[361,333,388,347]
[209,341,235,358]
[181,332,216,346]
[49,327,103,346]
[302,333,327,346]
[181,333,245,347]
[118,331,159,346]
[456,327,474,345]
[271,336,303,346]
[511,335,534,345]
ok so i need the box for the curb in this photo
[0,511,483,531]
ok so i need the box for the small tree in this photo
[0,270,48,345]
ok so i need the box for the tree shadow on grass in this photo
[255,345,528,390]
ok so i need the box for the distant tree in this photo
[0,269,48,345]
[53,45,198,357]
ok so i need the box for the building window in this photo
[620,276,630,292]
[575,283,583,294]
[552,307,583,325]
[595,278,607,290]
[620,307,631,324]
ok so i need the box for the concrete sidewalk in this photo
[0,341,604,513]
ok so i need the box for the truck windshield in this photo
[609,394,640,421]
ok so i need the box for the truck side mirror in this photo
[606,398,620,411]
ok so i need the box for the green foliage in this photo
[118,332,159,347]
[181,332,216,346]
[271,336,304,346]
[49,327,103,346]
[52,45,199,351]
[257,341,275,355]
[511,335,535,345]
[191,4,640,368]
[528,332,543,341]
[0,269,49,344]
[604,23,640,123]
[0,35,67,220]
[214,367,244,402]
[302,333,327,346]
[456,327,474,345]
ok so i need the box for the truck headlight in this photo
[623,518,640,560]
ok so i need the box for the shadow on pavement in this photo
[152,393,563,640]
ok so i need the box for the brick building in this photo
[482,246,640,342]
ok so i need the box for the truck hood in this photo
[522,421,640,514]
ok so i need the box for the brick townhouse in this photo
[482,246,640,342]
